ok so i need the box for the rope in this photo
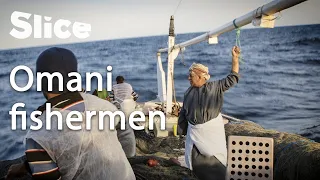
[232,19,239,29]
[171,72,181,111]
[233,19,244,63]
[166,46,176,62]
[235,28,241,47]
[180,48,186,66]
[173,0,183,15]
[172,72,177,104]
[254,6,264,19]
[235,28,245,63]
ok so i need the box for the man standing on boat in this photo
[178,46,240,180]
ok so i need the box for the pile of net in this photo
[1,119,319,180]
[130,130,197,180]
[0,156,196,180]
[225,119,320,180]
[0,131,197,180]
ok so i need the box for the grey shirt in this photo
[178,71,240,135]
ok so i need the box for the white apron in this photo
[185,113,227,170]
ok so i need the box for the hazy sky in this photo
[0,0,319,50]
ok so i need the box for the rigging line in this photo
[171,72,181,111]
[235,28,245,63]
[166,46,176,62]
[173,0,183,15]
[180,48,186,66]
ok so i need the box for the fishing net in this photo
[225,119,320,180]
[0,131,197,180]
[2,119,319,180]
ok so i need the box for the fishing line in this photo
[173,0,183,15]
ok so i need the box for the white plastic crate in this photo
[226,136,274,180]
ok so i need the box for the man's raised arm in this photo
[218,46,241,92]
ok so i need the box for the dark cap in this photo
[116,76,124,83]
[36,47,78,93]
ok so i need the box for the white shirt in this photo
[112,82,134,103]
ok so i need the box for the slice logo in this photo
[10,11,91,39]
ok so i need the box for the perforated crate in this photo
[226,136,274,180]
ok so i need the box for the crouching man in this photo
[6,47,135,180]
